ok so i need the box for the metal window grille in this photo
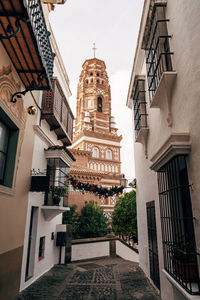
[144,4,174,102]
[146,201,160,289]
[45,158,69,206]
[157,156,200,295]
[133,79,147,138]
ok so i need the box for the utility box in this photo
[56,232,66,246]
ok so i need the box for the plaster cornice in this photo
[44,148,75,167]
[150,133,191,171]
[33,125,54,146]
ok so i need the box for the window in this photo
[90,72,93,76]
[96,73,99,76]
[97,97,102,112]
[133,78,147,138]
[106,149,112,160]
[92,147,99,158]
[91,79,93,83]
[0,120,9,183]
[88,99,93,108]
[38,236,45,260]
[45,157,69,205]
[0,109,19,187]
[157,156,199,295]
[144,3,173,101]
[146,201,160,289]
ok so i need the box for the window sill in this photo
[150,71,177,126]
[163,269,200,299]
[0,184,15,196]
[135,127,149,158]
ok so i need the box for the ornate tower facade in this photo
[69,58,122,217]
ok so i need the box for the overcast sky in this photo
[49,0,144,181]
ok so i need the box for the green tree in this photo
[63,201,109,239]
[62,204,80,238]
[78,201,109,238]
[112,190,137,239]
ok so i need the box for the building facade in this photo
[19,2,75,292]
[69,58,122,217]
[0,0,72,299]
[127,1,200,299]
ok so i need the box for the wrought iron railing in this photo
[133,79,148,138]
[144,3,174,102]
[157,155,200,295]
[26,0,55,83]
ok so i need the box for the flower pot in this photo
[174,259,199,282]
[53,195,61,206]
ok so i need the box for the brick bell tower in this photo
[69,56,122,218]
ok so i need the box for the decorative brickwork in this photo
[69,58,122,215]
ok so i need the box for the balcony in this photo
[0,0,55,102]
[142,2,177,125]
[132,76,149,158]
[42,78,74,146]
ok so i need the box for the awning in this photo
[0,0,55,102]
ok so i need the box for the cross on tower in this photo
[92,43,97,58]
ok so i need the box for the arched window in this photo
[97,73,99,76]
[97,79,99,84]
[91,79,93,83]
[86,79,88,84]
[90,72,93,76]
[106,149,112,160]
[97,97,102,112]
[92,147,99,158]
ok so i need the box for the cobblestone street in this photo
[15,257,161,300]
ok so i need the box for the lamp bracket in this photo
[11,73,46,103]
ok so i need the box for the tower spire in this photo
[92,42,97,58]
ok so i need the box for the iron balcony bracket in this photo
[0,16,30,40]
[11,74,46,103]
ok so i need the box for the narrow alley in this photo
[14,257,160,300]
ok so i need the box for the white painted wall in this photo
[116,241,139,263]
[20,1,72,293]
[20,130,64,291]
[128,1,200,300]
[72,241,109,261]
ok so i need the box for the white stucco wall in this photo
[20,128,64,291]
[116,241,139,263]
[72,241,110,261]
[128,1,200,300]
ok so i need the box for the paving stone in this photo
[69,269,94,283]
[94,265,115,283]
[59,285,90,300]
[90,286,117,299]
[78,263,101,270]
[14,257,161,300]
